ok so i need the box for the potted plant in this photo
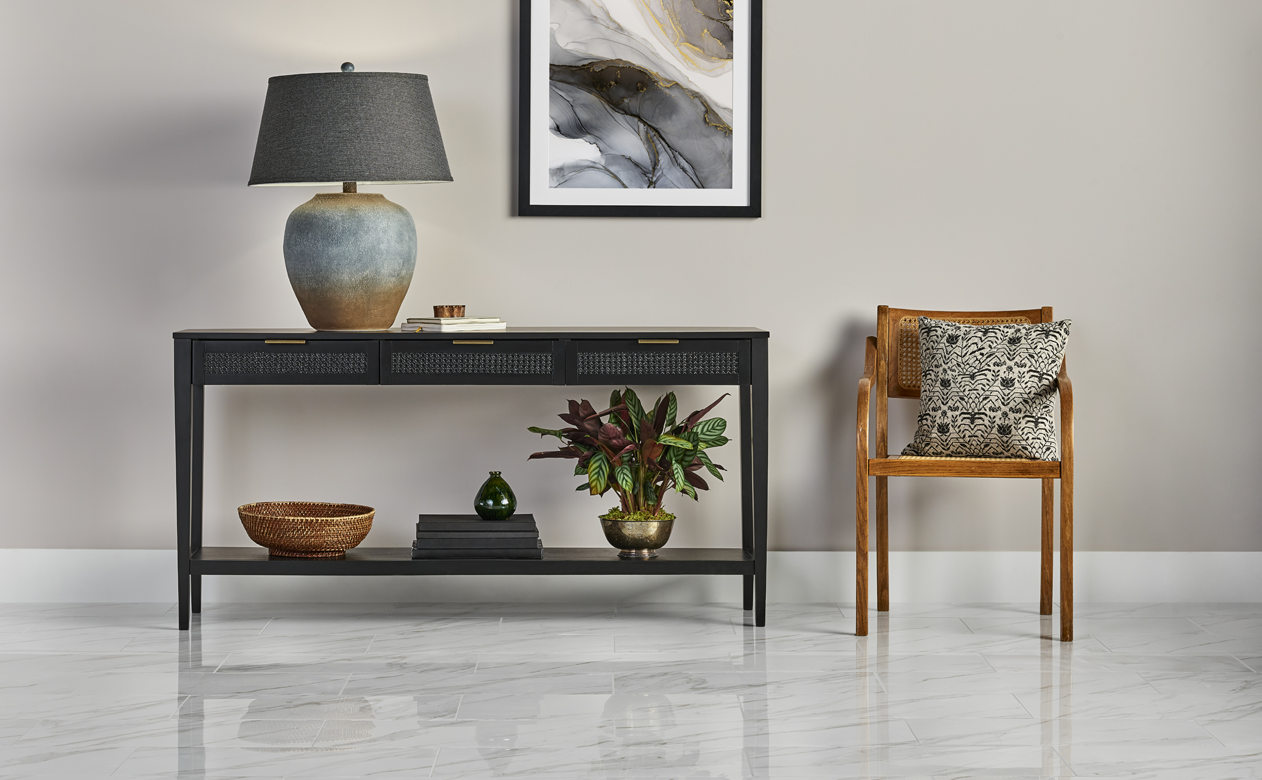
[528,388,730,558]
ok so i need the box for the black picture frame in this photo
[516,0,763,218]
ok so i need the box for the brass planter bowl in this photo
[599,513,675,559]
[238,501,374,558]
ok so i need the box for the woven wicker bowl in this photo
[238,501,374,558]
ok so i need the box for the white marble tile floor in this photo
[0,601,1257,778]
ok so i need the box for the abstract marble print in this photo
[903,317,1072,461]
[548,0,734,189]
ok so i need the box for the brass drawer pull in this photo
[264,340,306,344]
[638,339,679,344]
[453,340,494,345]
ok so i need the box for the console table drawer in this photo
[567,340,748,385]
[195,340,377,385]
[383,340,564,385]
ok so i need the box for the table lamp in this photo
[248,63,452,331]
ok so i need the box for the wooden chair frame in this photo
[856,305,1074,641]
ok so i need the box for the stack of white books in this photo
[399,317,507,333]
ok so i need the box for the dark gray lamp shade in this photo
[248,72,453,186]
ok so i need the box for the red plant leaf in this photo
[528,448,580,460]
[684,471,709,490]
[614,443,637,459]
[644,439,664,461]
[615,405,633,432]
[598,423,625,446]
[683,393,730,430]
[653,395,669,433]
[594,403,626,418]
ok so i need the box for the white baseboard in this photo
[1,550,1259,604]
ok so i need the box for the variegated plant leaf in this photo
[614,464,634,494]
[672,460,688,493]
[658,434,694,449]
[692,417,726,441]
[623,388,646,427]
[587,451,610,495]
[697,450,725,481]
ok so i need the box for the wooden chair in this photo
[856,306,1074,641]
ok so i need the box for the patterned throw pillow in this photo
[902,317,1071,461]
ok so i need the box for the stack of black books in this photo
[411,514,543,560]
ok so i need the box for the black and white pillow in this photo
[902,317,1071,461]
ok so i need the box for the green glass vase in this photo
[474,471,517,521]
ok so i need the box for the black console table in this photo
[174,327,769,629]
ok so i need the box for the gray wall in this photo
[1,1,1259,554]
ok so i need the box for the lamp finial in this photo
[340,62,355,73]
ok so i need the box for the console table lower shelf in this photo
[192,547,755,576]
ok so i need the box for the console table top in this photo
[174,326,770,340]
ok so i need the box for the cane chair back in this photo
[883,307,1052,399]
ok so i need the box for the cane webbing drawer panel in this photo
[578,351,739,376]
[392,351,552,375]
[205,351,367,375]
[383,340,563,384]
[196,341,376,385]
[567,340,746,385]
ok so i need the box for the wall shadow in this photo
[815,313,877,551]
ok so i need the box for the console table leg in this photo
[752,338,769,628]
[175,339,192,631]
[191,384,204,615]
[740,361,756,615]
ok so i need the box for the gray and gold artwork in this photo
[548,0,735,189]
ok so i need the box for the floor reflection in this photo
[106,601,1260,778]
[595,694,703,774]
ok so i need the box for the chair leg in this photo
[1060,472,1074,641]
[876,476,889,612]
[1040,479,1053,615]
[857,460,869,637]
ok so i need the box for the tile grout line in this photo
[1231,654,1259,673]
[105,746,139,777]
[210,653,229,674]
[1050,744,1076,778]
[309,718,328,749]
[1190,716,1232,751]
[1012,691,1039,720]
[335,672,353,696]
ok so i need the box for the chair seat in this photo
[869,455,1061,478]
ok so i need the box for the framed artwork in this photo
[517,0,763,218]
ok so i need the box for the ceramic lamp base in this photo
[283,192,417,331]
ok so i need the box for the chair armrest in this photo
[857,336,878,459]
[1057,360,1073,464]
